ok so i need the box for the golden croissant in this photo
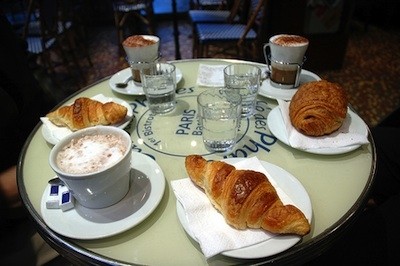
[185,155,311,236]
[289,80,348,136]
[46,97,128,131]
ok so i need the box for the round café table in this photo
[17,59,376,265]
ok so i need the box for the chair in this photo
[22,0,92,78]
[192,0,267,60]
[1,0,34,30]
[112,0,154,46]
[191,0,227,10]
[188,0,243,25]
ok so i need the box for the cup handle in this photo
[294,56,307,88]
[294,64,301,88]
[263,43,270,65]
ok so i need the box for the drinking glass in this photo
[197,89,241,153]
[224,64,261,117]
[140,62,176,114]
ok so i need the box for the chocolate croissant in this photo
[185,155,311,236]
[46,97,128,131]
[289,80,348,136]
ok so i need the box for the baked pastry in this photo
[46,97,128,131]
[185,155,311,236]
[289,80,348,136]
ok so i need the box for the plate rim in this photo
[267,106,366,155]
[40,151,165,240]
[109,67,183,95]
[258,69,321,100]
[176,158,312,259]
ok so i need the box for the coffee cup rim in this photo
[122,35,160,48]
[269,34,309,46]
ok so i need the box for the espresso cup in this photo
[49,126,132,209]
[263,34,309,89]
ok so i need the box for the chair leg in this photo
[197,42,204,58]
[114,11,125,45]
[192,33,198,58]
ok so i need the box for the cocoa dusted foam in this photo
[56,134,127,174]
[272,35,308,47]
[123,35,157,47]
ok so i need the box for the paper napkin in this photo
[171,157,296,259]
[277,99,370,150]
[196,64,227,87]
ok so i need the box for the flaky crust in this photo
[185,155,311,236]
[289,80,348,136]
[46,98,127,131]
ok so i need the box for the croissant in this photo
[185,155,311,236]
[289,80,348,136]
[46,97,128,131]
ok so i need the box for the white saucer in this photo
[267,107,368,155]
[41,94,133,145]
[41,152,165,240]
[259,70,321,101]
[176,158,312,259]
[109,67,183,95]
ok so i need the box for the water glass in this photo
[140,62,176,114]
[223,64,261,117]
[197,89,241,153]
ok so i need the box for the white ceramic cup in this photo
[122,35,160,62]
[123,35,160,83]
[197,89,242,153]
[263,34,309,88]
[49,126,132,209]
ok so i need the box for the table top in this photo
[17,58,376,265]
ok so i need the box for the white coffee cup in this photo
[123,35,161,83]
[122,35,160,62]
[49,126,132,209]
[263,34,309,88]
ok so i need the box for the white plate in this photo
[176,158,312,259]
[109,67,183,95]
[41,95,133,145]
[267,107,367,155]
[259,70,321,101]
[41,152,165,240]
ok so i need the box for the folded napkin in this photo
[40,116,72,144]
[196,64,227,87]
[171,157,296,259]
[277,99,369,150]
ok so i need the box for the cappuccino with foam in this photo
[263,34,309,88]
[49,126,132,209]
[56,134,127,175]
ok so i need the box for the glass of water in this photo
[140,62,176,114]
[197,89,241,153]
[224,64,261,117]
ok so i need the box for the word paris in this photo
[131,87,278,158]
